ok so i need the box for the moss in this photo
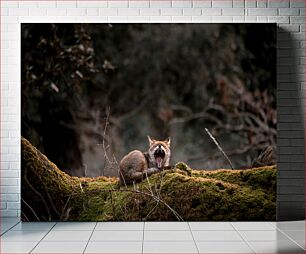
[22,137,277,221]
[191,165,276,191]
[175,162,192,176]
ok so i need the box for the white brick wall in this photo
[0,0,305,219]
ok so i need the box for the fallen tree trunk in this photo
[21,137,276,221]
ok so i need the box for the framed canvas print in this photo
[21,23,276,221]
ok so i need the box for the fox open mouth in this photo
[154,148,165,168]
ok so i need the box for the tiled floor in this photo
[0,218,304,253]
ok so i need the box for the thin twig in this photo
[97,107,121,176]
[204,128,234,170]
[109,188,183,221]
[32,169,61,218]
[145,171,154,197]
[97,107,111,176]
[156,170,165,200]
[22,198,40,222]
[79,182,84,193]
[118,167,128,188]
[60,194,72,221]
[109,190,115,218]
[21,211,30,222]
[24,168,51,221]
[62,207,72,221]
[133,181,141,219]
[83,164,88,178]
[143,202,159,221]
[142,170,160,220]
[107,176,125,219]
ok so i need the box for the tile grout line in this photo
[142,222,145,254]
[187,222,200,254]
[29,222,57,254]
[268,221,277,229]
[0,220,21,236]
[230,222,256,254]
[276,227,306,251]
[83,222,97,254]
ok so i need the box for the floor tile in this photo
[189,222,234,231]
[282,230,305,249]
[42,230,92,242]
[232,222,275,231]
[1,229,8,235]
[192,230,243,241]
[1,217,21,224]
[145,222,190,230]
[249,240,304,253]
[239,230,290,241]
[296,240,305,250]
[275,221,305,231]
[32,241,87,253]
[90,230,143,241]
[143,241,198,253]
[1,220,21,234]
[1,221,21,229]
[1,225,16,235]
[11,222,55,231]
[144,230,193,241]
[282,230,305,241]
[85,241,143,253]
[0,230,47,242]
[197,241,253,253]
[0,241,37,253]
[96,222,143,231]
[52,222,96,231]
[269,222,277,228]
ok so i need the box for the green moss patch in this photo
[21,137,276,221]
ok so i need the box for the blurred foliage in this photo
[22,24,276,176]
[22,24,99,173]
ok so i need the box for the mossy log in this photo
[21,137,276,221]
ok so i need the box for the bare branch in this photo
[204,128,234,170]
[145,171,154,197]
[22,198,40,222]
[60,194,72,221]
[21,211,30,222]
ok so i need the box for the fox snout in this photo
[154,146,165,158]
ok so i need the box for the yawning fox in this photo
[119,136,171,185]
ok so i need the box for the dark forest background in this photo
[21,24,276,177]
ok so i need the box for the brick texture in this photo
[0,0,305,220]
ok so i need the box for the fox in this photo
[119,136,171,185]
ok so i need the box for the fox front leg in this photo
[128,168,160,184]
[144,167,160,177]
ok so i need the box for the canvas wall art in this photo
[21,24,276,221]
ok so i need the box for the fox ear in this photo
[147,136,154,146]
[165,137,171,146]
